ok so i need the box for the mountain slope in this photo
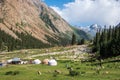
[0,0,90,51]
[0,0,72,41]
[71,26,91,40]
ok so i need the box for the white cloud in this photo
[50,0,120,26]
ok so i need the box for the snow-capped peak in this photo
[79,24,102,37]
[90,24,102,30]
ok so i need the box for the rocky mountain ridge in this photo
[0,0,90,51]
[0,0,73,42]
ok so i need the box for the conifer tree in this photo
[71,33,76,45]
[93,25,120,58]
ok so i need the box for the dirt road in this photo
[26,45,90,59]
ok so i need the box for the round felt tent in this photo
[7,59,12,64]
[12,57,21,64]
[32,59,41,64]
[48,59,57,66]
[42,59,49,64]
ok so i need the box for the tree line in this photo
[93,25,120,58]
[0,29,51,52]
[0,29,79,52]
[71,33,85,45]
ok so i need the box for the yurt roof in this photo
[12,57,21,61]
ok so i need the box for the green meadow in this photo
[0,46,120,80]
[0,60,120,80]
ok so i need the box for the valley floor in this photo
[0,45,120,80]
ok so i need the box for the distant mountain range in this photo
[79,23,120,37]
[116,23,120,27]
[79,24,103,37]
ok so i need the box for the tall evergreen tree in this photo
[71,33,76,45]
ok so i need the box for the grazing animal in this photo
[105,71,109,74]
[67,67,73,71]
[37,71,41,75]
[54,70,61,74]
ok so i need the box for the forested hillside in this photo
[93,24,120,58]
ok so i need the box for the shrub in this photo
[13,71,20,75]
[96,69,100,74]
[5,71,20,75]
[16,22,19,26]
[5,71,13,75]
[69,70,80,76]
[0,18,3,23]
[76,67,80,70]
[53,73,57,77]
[80,71,86,74]
[53,70,61,77]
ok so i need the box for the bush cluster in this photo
[5,71,20,75]
[69,70,80,76]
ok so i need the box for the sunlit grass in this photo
[0,60,120,80]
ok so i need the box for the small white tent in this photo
[32,59,41,64]
[48,59,57,66]
[7,59,12,64]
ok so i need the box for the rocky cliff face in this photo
[0,0,73,43]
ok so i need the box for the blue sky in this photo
[44,0,74,9]
[43,0,120,27]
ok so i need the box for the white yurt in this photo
[7,59,12,64]
[32,59,41,64]
[48,59,57,66]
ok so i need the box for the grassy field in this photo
[0,46,75,60]
[0,45,120,80]
[0,59,120,80]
